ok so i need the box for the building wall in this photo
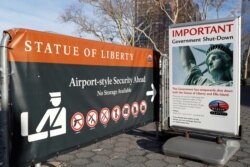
[134,0,200,54]
[134,0,170,53]
[241,0,250,83]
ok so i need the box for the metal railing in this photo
[159,55,169,131]
[0,32,11,167]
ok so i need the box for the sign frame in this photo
[168,17,241,137]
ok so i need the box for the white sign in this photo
[169,18,241,136]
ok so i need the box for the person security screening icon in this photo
[21,92,66,142]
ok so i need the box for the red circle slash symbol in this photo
[100,108,110,125]
[111,105,121,122]
[140,100,147,115]
[122,104,130,120]
[71,112,84,132]
[131,102,139,117]
[86,110,98,128]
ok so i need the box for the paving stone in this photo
[128,149,147,156]
[127,155,147,163]
[207,165,217,167]
[242,148,250,154]
[239,158,250,165]
[235,151,250,158]
[127,144,140,150]
[86,162,110,167]
[41,161,65,167]
[125,135,138,140]
[95,149,113,155]
[68,150,78,155]
[115,142,131,147]
[166,165,186,167]
[80,145,99,151]
[117,137,131,142]
[229,155,238,161]
[91,155,110,162]
[111,136,121,140]
[76,151,95,158]
[109,152,128,159]
[184,160,206,167]
[56,154,75,161]
[113,147,128,153]
[92,148,104,152]
[70,159,90,166]
[226,161,246,167]
[145,160,168,167]
[107,159,129,167]
[99,144,115,149]
[163,156,183,164]
[101,139,115,144]
[145,152,165,160]
[126,163,146,167]
[242,136,250,142]
[119,133,130,138]
[100,144,115,149]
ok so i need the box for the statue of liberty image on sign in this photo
[174,43,233,86]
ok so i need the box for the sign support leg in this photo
[162,136,240,165]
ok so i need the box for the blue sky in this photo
[0,0,246,39]
[0,0,78,37]
[194,0,242,19]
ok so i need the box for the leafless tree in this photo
[210,0,227,18]
[195,0,241,20]
[198,0,212,20]
[60,0,198,55]
[60,0,136,46]
[228,1,241,17]
[154,0,199,24]
[241,0,250,82]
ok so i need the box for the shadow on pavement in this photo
[126,128,165,153]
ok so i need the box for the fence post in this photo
[0,32,11,167]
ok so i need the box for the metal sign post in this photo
[0,32,10,167]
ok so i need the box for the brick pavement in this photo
[42,104,250,167]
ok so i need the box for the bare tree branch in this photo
[210,0,227,18]
[135,26,166,56]
[60,0,199,55]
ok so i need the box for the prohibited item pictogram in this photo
[71,112,84,132]
[99,108,110,125]
[122,104,130,120]
[86,110,98,128]
[131,102,139,117]
[140,100,147,115]
[111,105,121,122]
